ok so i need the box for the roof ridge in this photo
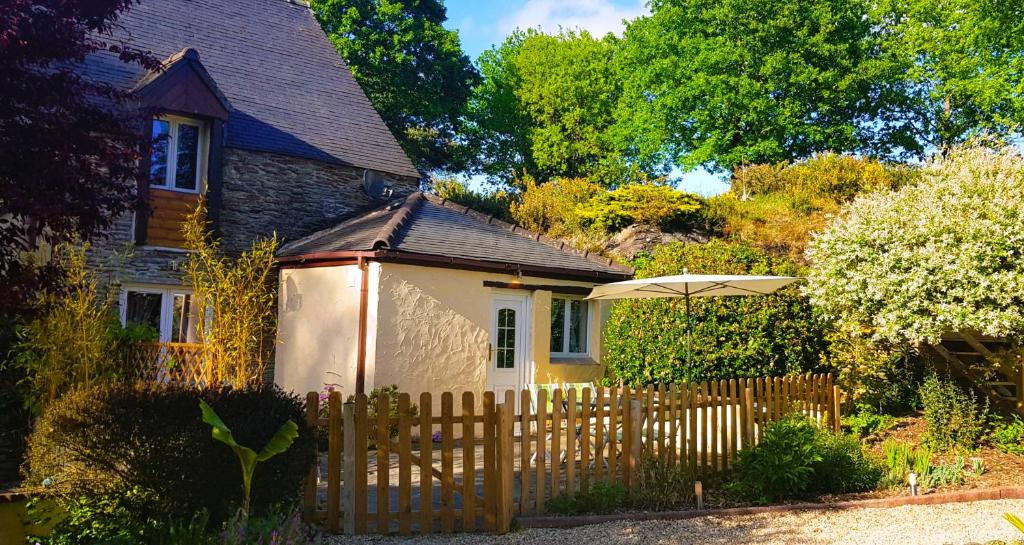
[422,193,632,274]
[372,192,424,249]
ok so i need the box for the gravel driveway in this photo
[329,499,1024,545]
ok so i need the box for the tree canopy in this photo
[0,0,157,310]
[310,0,479,173]
[805,146,1024,346]
[872,0,1024,154]
[615,0,889,173]
[466,29,632,187]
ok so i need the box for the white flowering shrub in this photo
[805,146,1024,346]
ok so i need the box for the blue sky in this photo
[441,0,731,196]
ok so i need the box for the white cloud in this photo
[501,0,648,37]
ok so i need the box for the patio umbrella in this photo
[585,273,802,364]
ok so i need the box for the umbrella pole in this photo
[685,290,692,368]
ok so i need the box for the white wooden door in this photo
[488,295,528,400]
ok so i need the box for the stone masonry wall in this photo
[88,148,420,286]
[219,148,419,254]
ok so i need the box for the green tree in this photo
[615,0,891,172]
[310,0,479,173]
[872,0,1024,153]
[466,29,634,187]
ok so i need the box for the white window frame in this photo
[550,296,592,358]
[119,285,197,343]
[149,115,208,194]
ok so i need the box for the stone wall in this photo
[219,149,419,253]
[88,148,420,286]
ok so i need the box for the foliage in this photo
[23,383,316,525]
[616,0,889,173]
[200,400,299,515]
[881,440,952,489]
[729,416,822,504]
[466,29,634,186]
[872,0,1024,154]
[731,153,914,201]
[221,508,321,545]
[604,240,826,385]
[546,481,628,516]
[426,177,514,221]
[309,0,479,172]
[509,175,602,237]
[576,184,706,232]
[32,502,321,545]
[823,333,924,413]
[12,244,152,410]
[919,374,990,451]
[731,416,881,503]
[806,146,1024,346]
[710,154,920,259]
[1007,513,1024,535]
[347,384,419,443]
[808,429,884,495]
[0,0,159,309]
[991,416,1024,456]
[632,452,696,511]
[183,199,279,389]
[843,408,897,439]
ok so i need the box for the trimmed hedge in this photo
[24,382,316,523]
[603,239,827,385]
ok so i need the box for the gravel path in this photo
[329,499,1024,545]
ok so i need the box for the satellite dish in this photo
[363,169,393,200]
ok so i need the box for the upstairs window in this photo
[550,297,590,357]
[150,117,205,192]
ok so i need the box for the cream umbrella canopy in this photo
[585,273,803,364]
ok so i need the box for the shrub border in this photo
[518,486,1024,529]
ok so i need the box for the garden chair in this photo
[527,383,561,464]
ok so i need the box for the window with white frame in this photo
[121,286,200,343]
[550,296,590,356]
[149,116,206,192]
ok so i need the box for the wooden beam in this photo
[959,331,994,358]
[482,281,592,295]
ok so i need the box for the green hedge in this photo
[603,240,827,385]
[24,383,316,527]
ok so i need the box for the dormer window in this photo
[149,116,206,193]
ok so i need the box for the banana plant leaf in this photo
[199,399,298,512]
[1007,513,1024,534]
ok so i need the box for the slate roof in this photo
[278,193,634,279]
[82,0,420,179]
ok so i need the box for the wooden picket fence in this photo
[305,373,840,535]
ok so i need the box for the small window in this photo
[550,297,590,356]
[149,117,205,192]
[495,308,516,369]
[122,287,199,343]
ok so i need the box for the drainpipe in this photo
[356,257,369,395]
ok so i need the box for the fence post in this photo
[832,385,843,432]
[628,399,642,488]
[342,399,357,535]
[303,392,319,523]
[743,387,754,449]
[496,392,515,533]
[326,392,343,533]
